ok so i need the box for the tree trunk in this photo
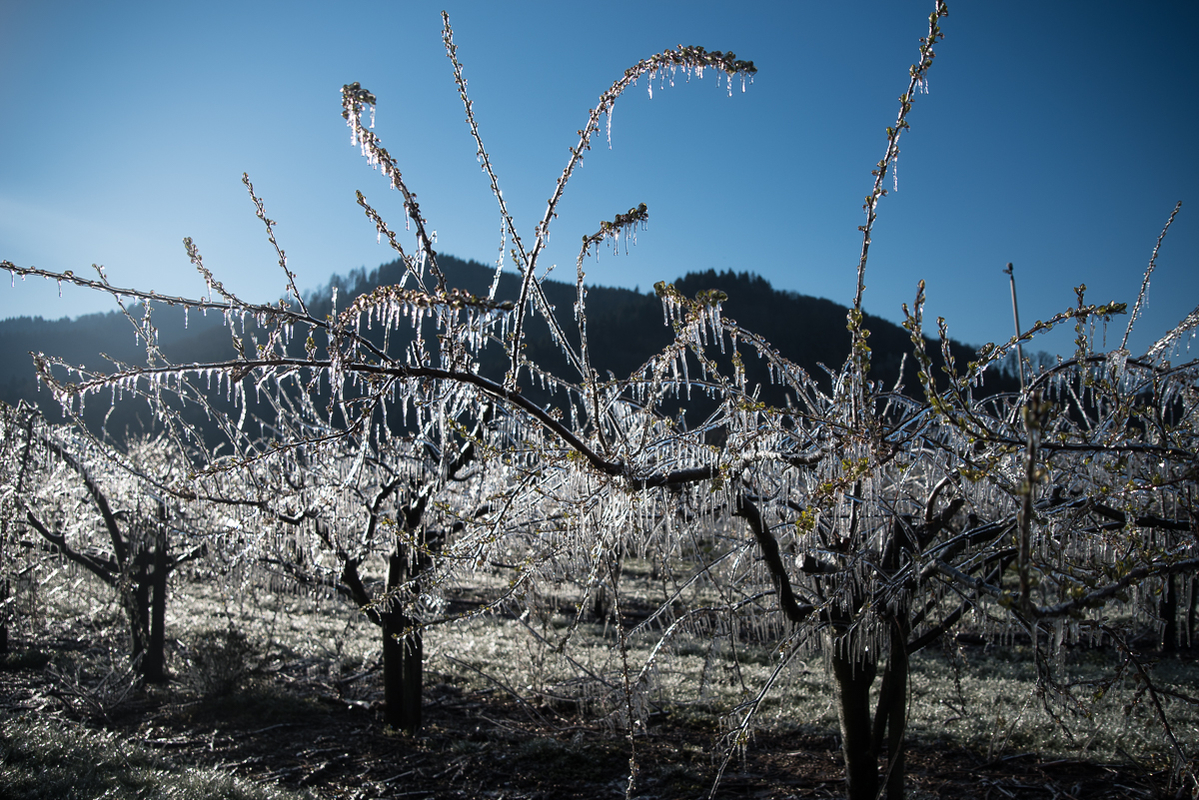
[123,596,147,678]
[1161,574,1178,653]
[830,643,878,800]
[382,605,404,728]
[1187,576,1197,649]
[401,620,423,731]
[0,577,9,655]
[879,620,909,800]
[381,610,424,735]
[383,551,423,735]
[122,538,170,684]
[873,519,912,800]
[143,529,170,683]
[123,550,152,680]
[591,584,609,622]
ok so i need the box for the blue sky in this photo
[1,1,1195,359]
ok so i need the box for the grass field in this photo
[2,560,1196,798]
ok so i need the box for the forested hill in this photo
[0,254,1016,435]
[306,255,1019,408]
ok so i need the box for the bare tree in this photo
[238,385,495,735]
[1,7,757,730]
[3,4,1197,799]
[1,404,208,682]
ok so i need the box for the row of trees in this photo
[4,3,1198,798]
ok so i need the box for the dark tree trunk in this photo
[1161,574,1178,653]
[591,584,609,621]
[874,620,910,800]
[1187,576,1197,649]
[124,550,152,680]
[144,529,170,683]
[382,605,405,729]
[0,578,9,655]
[381,610,423,735]
[400,619,423,731]
[124,597,147,677]
[830,644,878,800]
[868,516,915,800]
[382,550,423,735]
[122,534,171,684]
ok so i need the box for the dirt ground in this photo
[0,641,1181,800]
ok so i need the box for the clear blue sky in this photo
[2,1,1195,359]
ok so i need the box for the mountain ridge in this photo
[0,254,1017,439]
